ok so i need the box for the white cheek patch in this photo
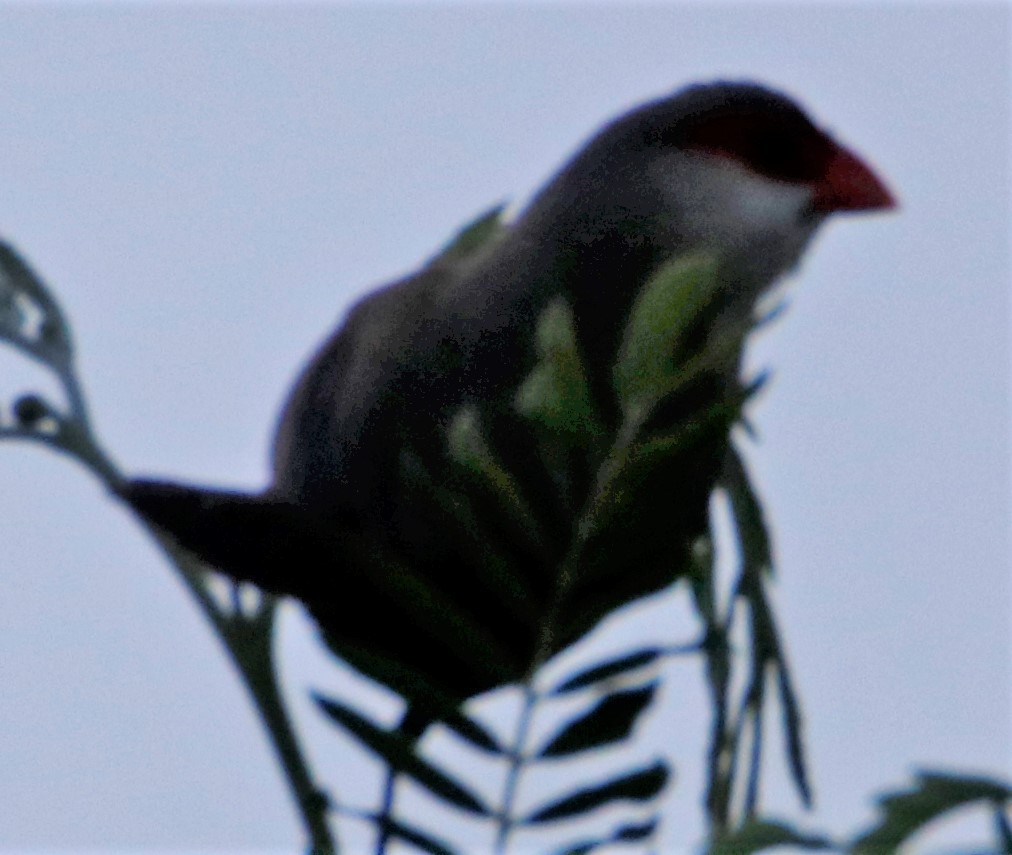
[649,151,815,251]
[646,151,824,311]
[728,169,813,235]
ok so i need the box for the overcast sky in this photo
[0,3,1008,853]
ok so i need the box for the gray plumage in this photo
[122,81,894,706]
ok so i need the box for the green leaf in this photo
[446,405,500,475]
[346,533,521,685]
[446,407,539,531]
[708,818,831,854]
[851,770,1012,854]
[539,684,657,757]
[399,447,540,625]
[578,393,745,546]
[524,760,669,823]
[431,203,507,263]
[551,648,665,694]
[515,298,602,440]
[314,694,490,816]
[612,253,721,419]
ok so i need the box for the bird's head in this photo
[527,81,896,297]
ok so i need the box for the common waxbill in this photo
[121,82,895,711]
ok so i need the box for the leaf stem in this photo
[494,683,538,854]
[0,245,337,853]
[493,407,646,853]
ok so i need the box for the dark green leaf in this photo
[614,819,657,842]
[852,770,1012,854]
[742,679,765,817]
[552,840,599,855]
[439,712,500,755]
[995,803,1012,853]
[552,648,664,694]
[524,760,669,823]
[0,286,26,338]
[708,818,831,854]
[776,659,812,808]
[320,642,502,753]
[344,531,520,685]
[581,395,743,543]
[733,548,812,811]
[550,819,657,855]
[539,684,657,757]
[376,816,459,855]
[446,407,540,535]
[314,694,489,816]
[432,203,507,263]
[515,298,603,440]
[0,241,72,363]
[399,447,540,623]
[722,447,773,576]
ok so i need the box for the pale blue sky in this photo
[0,3,1008,852]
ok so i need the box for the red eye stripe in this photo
[679,111,835,186]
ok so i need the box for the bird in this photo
[120,81,894,720]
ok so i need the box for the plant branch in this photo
[0,244,336,854]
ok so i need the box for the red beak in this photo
[813,144,897,213]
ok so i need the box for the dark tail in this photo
[116,478,343,599]
[118,478,530,702]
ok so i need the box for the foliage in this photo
[2,211,1008,855]
[850,770,1012,854]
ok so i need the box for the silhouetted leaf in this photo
[436,711,500,755]
[552,648,664,694]
[314,694,489,816]
[613,253,720,420]
[0,240,73,366]
[851,770,1012,854]
[376,816,459,855]
[539,684,657,757]
[553,839,600,855]
[735,556,811,810]
[322,642,502,753]
[524,760,669,823]
[614,819,657,842]
[0,284,25,339]
[776,658,812,808]
[550,818,657,855]
[996,803,1012,852]
[722,448,772,576]
[708,818,831,854]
